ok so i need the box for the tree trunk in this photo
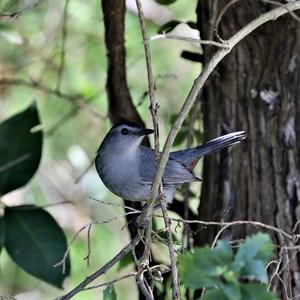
[196,1,300,298]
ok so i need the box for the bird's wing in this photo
[138,146,200,186]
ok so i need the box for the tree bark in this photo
[102,0,145,126]
[196,1,300,298]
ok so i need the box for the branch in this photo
[147,1,300,239]
[134,0,159,272]
[148,34,227,48]
[135,1,181,299]
[0,78,103,118]
[57,232,143,300]
[82,272,137,291]
[0,154,30,173]
[158,217,299,242]
[0,0,45,20]
[56,0,71,90]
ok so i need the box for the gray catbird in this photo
[95,122,246,202]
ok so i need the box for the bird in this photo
[95,122,246,203]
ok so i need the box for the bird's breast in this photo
[96,150,149,201]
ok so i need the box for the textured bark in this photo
[102,0,145,125]
[196,1,300,297]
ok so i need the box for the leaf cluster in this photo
[179,233,278,300]
[0,104,70,287]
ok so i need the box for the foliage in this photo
[0,102,42,195]
[3,205,70,288]
[179,233,278,300]
[103,285,117,300]
[0,104,70,287]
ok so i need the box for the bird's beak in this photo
[137,128,154,136]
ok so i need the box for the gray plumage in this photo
[95,122,246,202]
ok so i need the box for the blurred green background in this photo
[0,0,200,299]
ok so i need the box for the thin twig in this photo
[0,78,104,118]
[158,187,180,299]
[0,0,45,20]
[137,269,154,300]
[262,0,300,23]
[148,34,227,48]
[88,196,141,213]
[156,217,299,241]
[74,160,95,184]
[56,0,71,90]
[215,0,240,42]
[0,154,30,173]
[135,0,160,270]
[55,212,139,273]
[83,224,92,267]
[57,232,143,300]
[135,0,180,298]
[82,272,137,291]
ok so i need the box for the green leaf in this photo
[117,252,133,271]
[221,281,241,300]
[157,20,181,34]
[0,102,42,196]
[173,129,188,146]
[4,205,70,287]
[0,216,4,254]
[103,284,117,300]
[155,0,177,5]
[240,283,278,300]
[233,233,273,282]
[179,241,233,289]
[202,289,228,300]
[241,259,268,283]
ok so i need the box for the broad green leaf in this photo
[220,281,241,300]
[179,241,233,289]
[173,129,188,146]
[240,259,268,283]
[103,284,117,300]
[117,252,133,271]
[0,22,23,44]
[0,102,42,196]
[157,20,181,34]
[4,205,70,287]
[155,0,177,5]
[241,283,278,300]
[0,216,4,254]
[233,233,273,272]
[201,289,228,300]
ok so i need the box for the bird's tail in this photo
[195,131,247,157]
[170,131,246,169]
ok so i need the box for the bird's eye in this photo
[121,128,129,135]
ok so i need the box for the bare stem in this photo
[57,232,143,300]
